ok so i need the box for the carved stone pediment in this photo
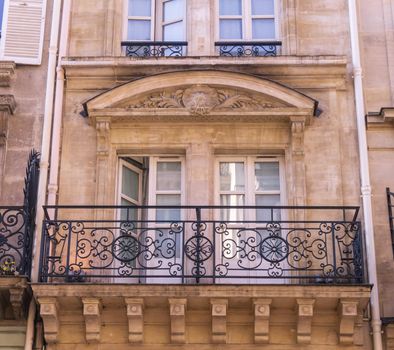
[121,85,290,116]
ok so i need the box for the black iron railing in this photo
[39,205,364,284]
[0,151,40,278]
[121,41,188,57]
[387,188,394,255]
[215,41,282,57]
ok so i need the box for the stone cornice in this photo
[366,107,394,129]
[61,56,348,91]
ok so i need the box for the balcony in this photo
[39,205,364,285]
[215,41,282,57]
[121,41,188,57]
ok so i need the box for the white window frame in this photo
[215,156,286,219]
[124,0,186,41]
[216,0,280,41]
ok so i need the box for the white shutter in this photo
[0,0,47,65]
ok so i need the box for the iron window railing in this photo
[39,205,364,284]
[0,151,40,278]
[386,188,394,256]
[121,41,188,57]
[215,41,282,57]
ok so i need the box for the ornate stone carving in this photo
[82,298,102,343]
[126,85,287,116]
[254,298,272,344]
[38,298,59,344]
[0,95,16,146]
[169,298,187,343]
[296,298,315,344]
[211,299,228,343]
[0,62,15,87]
[96,119,110,157]
[338,299,358,345]
[125,298,144,343]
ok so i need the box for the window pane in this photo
[128,20,151,40]
[256,194,281,221]
[157,162,181,190]
[219,0,242,15]
[122,166,139,201]
[0,0,4,34]
[220,194,244,221]
[156,194,181,221]
[128,0,151,16]
[163,0,184,22]
[163,21,184,41]
[220,162,245,191]
[255,162,280,191]
[220,19,242,39]
[252,0,275,15]
[120,198,138,222]
[252,19,275,39]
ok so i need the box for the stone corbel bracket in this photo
[38,297,59,344]
[0,95,16,146]
[125,298,144,343]
[169,298,187,343]
[211,298,228,344]
[254,298,272,344]
[296,298,315,344]
[338,299,359,345]
[0,62,15,87]
[9,285,27,320]
[82,298,102,343]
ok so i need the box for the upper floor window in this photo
[218,0,278,41]
[0,0,47,65]
[126,0,186,41]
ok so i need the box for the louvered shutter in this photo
[0,0,47,65]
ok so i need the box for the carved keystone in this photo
[169,298,187,343]
[296,298,315,344]
[338,299,358,345]
[211,299,228,343]
[82,298,102,343]
[125,298,144,343]
[254,298,272,344]
[38,298,59,344]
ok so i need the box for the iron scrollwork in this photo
[39,205,364,284]
[121,41,188,57]
[215,41,282,57]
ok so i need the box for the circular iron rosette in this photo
[260,235,289,263]
[112,235,140,263]
[184,235,213,262]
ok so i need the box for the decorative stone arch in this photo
[84,70,318,211]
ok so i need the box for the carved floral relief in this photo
[124,85,288,116]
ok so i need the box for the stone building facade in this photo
[0,0,52,349]
[1,0,394,349]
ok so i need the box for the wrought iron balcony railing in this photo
[215,41,282,57]
[121,41,188,57]
[39,205,364,284]
[0,151,40,278]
